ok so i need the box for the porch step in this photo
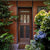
[18,44,25,49]
[18,42,30,49]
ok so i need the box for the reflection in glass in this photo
[27,15,30,23]
[20,15,23,23]
[24,15,26,23]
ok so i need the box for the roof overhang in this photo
[17,0,46,1]
[2,0,46,1]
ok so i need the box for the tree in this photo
[0,1,18,50]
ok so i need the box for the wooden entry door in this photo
[18,8,32,44]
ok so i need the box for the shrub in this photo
[25,40,45,50]
[40,11,50,31]
[0,1,18,50]
[34,10,50,50]
[34,10,47,26]
[0,32,13,50]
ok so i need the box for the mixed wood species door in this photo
[18,8,32,44]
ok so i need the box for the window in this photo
[20,25,24,38]
[27,15,30,23]
[26,26,30,38]
[20,14,30,23]
[20,11,30,13]
[24,15,26,23]
[20,15,23,23]
[37,6,47,13]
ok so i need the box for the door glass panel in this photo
[26,26,30,38]
[24,15,26,23]
[20,25,24,38]
[20,15,23,23]
[27,15,30,23]
[20,10,30,13]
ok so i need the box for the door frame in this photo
[18,8,32,42]
[17,7,33,43]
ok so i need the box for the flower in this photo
[39,33,46,39]
[39,31,43,35]
[34,31,46,41]
[37,35,40,39]
[34,35,38,40]
[37,33,46,39]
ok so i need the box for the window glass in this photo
[24,15,26,23]
[27,15,30,23]
[26,26,30,38]
[20,15,23,23]
[20,25,24,38]
[20,11,30,13]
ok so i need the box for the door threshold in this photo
[18,49,25,50]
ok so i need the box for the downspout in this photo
[32,0,33,39]
[16,0,18,44]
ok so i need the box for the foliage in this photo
[0,32,13,50]
[0,0,18,50]
[40,11,50,32]
[25,40,45,50]
[44,0,50,10]
[34,10,50,50]
[34,10,47,26]
[34,31,46,41]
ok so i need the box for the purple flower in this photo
[34,35,38,40]
[34,35,37,38]
[37,35,40,39]
[34,38,38,40]
[40,33,46,39]
[34,32,46,41]
[37,33,46,39]
[39,31,43,35]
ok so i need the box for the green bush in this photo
[34,10,50,50]
[0,1,18,50]
[34,10,47,26]
[25,40,44,50]
[0,32,13,50]
[40,11,50,31]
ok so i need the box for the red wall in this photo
[18,1,32,7]
[9,1,17,44]
[9,1,46,44]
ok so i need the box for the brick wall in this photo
[9,1,46,44]
[9,1,17,44]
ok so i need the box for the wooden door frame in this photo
[16,1,33,44]
[17,7,33,43]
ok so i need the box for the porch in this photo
[9,0,46,49]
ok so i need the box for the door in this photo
[18,8,32,44]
